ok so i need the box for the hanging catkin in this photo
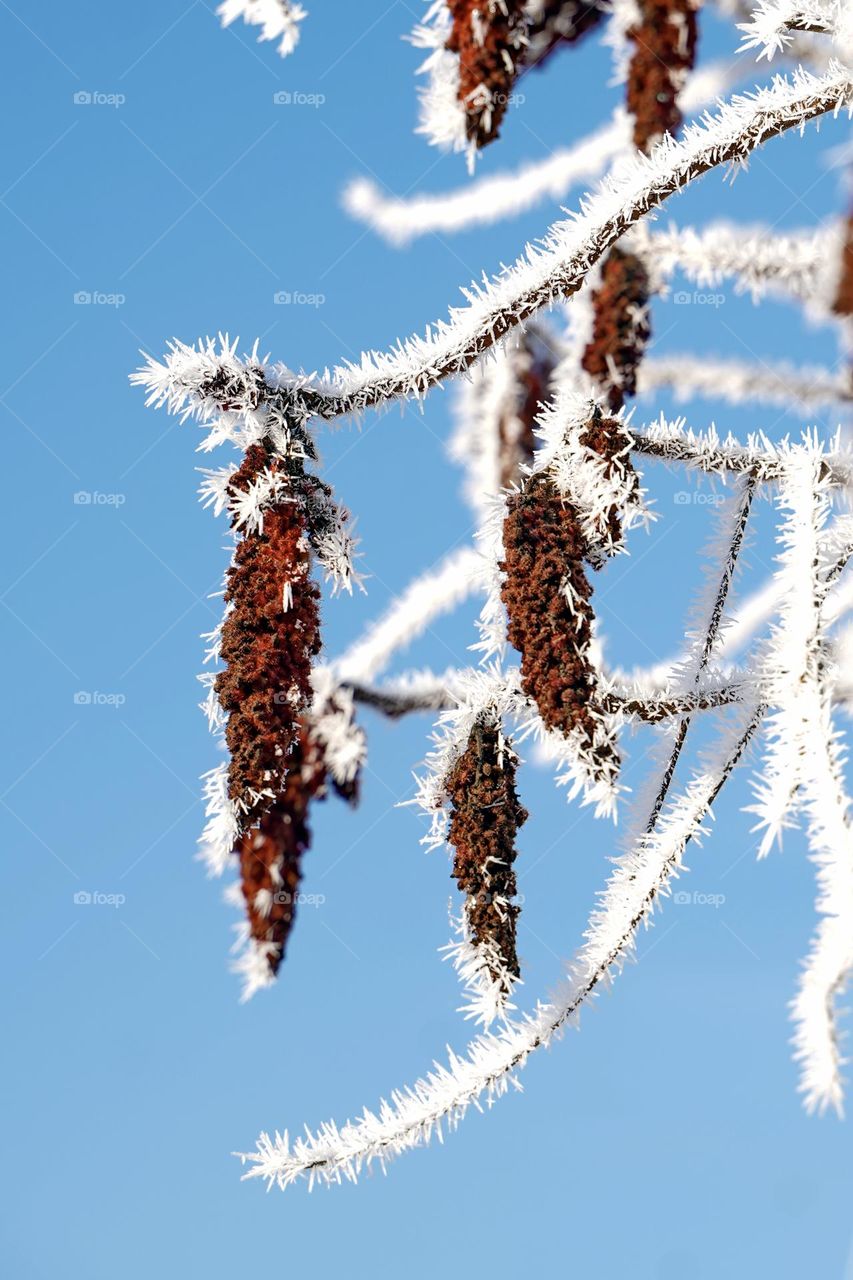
[581,248,652,413]
[446,719,528,993]
[446,0,528,148]
[582,0,698,410]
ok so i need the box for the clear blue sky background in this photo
[2,3,851,1277]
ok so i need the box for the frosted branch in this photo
[341,62,741,244]
[133,65,853,432]
[749,445,831,854]
[638,353,853,413]
[345,670,751,721]
[239,706,762,1189]
[790,700,853,1114]
[631,218,845,311]
[333,547,483,684]
[739,0,842,62]
[632,418,853,486]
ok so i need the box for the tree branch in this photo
[133,67,853,438]
[238,705,764,1189]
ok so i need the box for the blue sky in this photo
[1,3,851,1277]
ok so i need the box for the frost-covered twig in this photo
[638,477,756,833]
[218,0,306,57]
[134,65,853,431]
[238,705,762,1189]
[790,692,853,1114]
[333,546,482,684]
[342,60,739,244]
[631,218,844,310]
[632,417,853,486]
[345,669,751,720]
[637,353,853,413]
[612,510,853,695]
[739,0,840,62]
[749,445,831,854]
[733,444,853,1110]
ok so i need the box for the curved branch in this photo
[133,66,853,435]
[739,0,840,61]
[346,672,750,722]
[332,546,482,684]
[340,56,744,244]
[238,706,764,1189]
[632,420,853,486]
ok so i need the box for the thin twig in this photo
[644,476,756,832]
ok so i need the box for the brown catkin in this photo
[215,444,322,829]
[447,0,527,148]
[581,248,652,413]
[498,413,634,758]
[215,442,364,984]
[446,721,528,986]
[582,2,696,412]
[501,473,611,756]
[235,723,327,980]
[214,443,328,982]
[832,214,853,316]
[626,0,698,154]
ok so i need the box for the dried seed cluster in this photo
[446,720,528,988]
[581,248,652,413]
[236,709,362,983]
[501,407,629,764]
[213,438,367,985]
[583,2,697,414]
[215,444,322,828]
[626,0,698,153]
[502,474,600,744]
[236,725,327,978]
[447,0,527,148]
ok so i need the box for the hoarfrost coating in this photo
[130,0,853,1190]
